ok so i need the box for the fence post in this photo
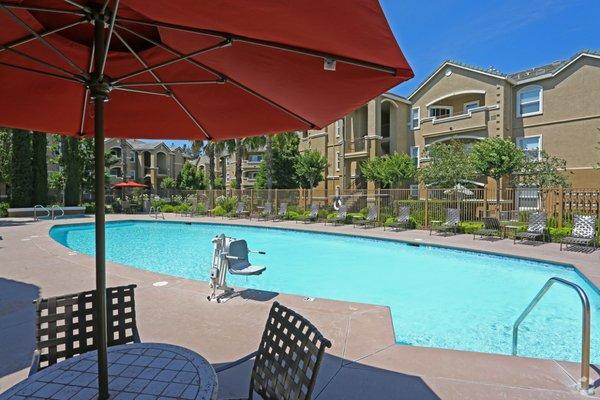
[274,189,278,207]
[376,188,381,220]
[483,185,488,218]
[558,187,564,228]
[424,188,429,228]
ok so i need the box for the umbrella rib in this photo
[115,80,222,87]
[63,0,92,14]
[0,61,82,83]
[79,42,95,136]
[116,16,401,76]
[0,4,87,76]
[112,87,171,96]
[115,23,315,128]
[99,0,119,77]
[113,30,212,139]
[0,45,83,80]
[111,39,231,84]
[0,2,86,16]
[0,19,86,53]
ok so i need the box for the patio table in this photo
[0,343,217,400]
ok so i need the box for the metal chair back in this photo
[338,205,347,219]
[573,215,597,239]
[263,202,273,215]
[250,302,331,400]
[33,285,140,372]
[237,201,245,214]
[365,206,378,221]
[309,204,319,218]
[446,208,460,225]
[278,202,288,216]
[483,217,501,230]
[527,212,547,233]
[398,206,410,223]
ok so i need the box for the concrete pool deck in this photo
[1,214,600,399]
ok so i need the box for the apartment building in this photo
[408,50,600,188]
[104,139,190,189]
[299,92,411,193]
[193,147,264,189]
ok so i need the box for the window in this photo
[463,101,480,113]
[335,151,340,171]
[428,106,452,119]
[516,85,542,117]
[110,147,121,159]
[410,184,419,198]
[247,154,262,163]
[109,167,122,177]
[410,146,420,167]
[410,107,420,129]
[517,135,542,161]
[334,119,344,138]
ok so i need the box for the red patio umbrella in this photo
[112,180,146,188]
[0,1,413,397]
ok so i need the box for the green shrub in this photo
[212,205,226,217]
[161,204,175,213]
[81,202,95,214]
[284,211,300,220]
[196,203,206,214]
[0,202,9,217]
[317,209,330,220]
[348,212,364,222]
[175,203,190,213]
[549,227,572,242]
[458,222,484,234]
[215,196,237,213]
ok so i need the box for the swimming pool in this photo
[50,220,600,363]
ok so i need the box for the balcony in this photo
[344,136,368,158]
[242,160,262,169]
[418,105,498,137]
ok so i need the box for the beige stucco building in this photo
[104,139,190,190]
[409,50,600,188]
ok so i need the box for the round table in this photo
[0,343,217,400]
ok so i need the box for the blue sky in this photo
[384,0,600,96]
[153,0,599,148]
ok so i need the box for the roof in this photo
[408,50,600,99]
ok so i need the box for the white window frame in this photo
[516,135,542,161]
[410,145,420,167]
[334,119,344,138]
[428,105,453,119]
[463,100,480,113]
[410,107,420,129]
[516,85,543,117]
[335,151,340,171]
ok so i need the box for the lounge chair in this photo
[560,215,597,251]
[354,206,378,228]
[272,202,288,221]
[325,205,347,225]
[30,285,140,375]
[473,217,502,240]
[385,206,411,231]
[256,202,274,221]
[215,301,331,400]
[514,212,547,244]
[430,208,460,235]
[297,204,319,223]
[229,201,249,219]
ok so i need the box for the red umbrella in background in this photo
[112,180,146,188]
[0,1,413,397]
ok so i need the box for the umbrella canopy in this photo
[112,180,146,188]
[444,184,474,196]
[0,1,413,398]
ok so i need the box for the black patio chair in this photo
[215,301,331,400]
[325,205,347,226]
[30,284,140,375]
[297,204,320,224]
[473,217,502,240]
[385,206,411,231]
[430,208,460,235]
[514,212,548,244]
[272,202,288,222]
[560,215,597,251]
[353,206,378,228]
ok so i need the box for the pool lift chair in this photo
[208,234,267,303]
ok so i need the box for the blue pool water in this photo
[50,220,600,363]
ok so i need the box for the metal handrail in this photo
[512,277,592,394]
[149,206,164,220]
[33,205,50,221]
[50,205,64,220]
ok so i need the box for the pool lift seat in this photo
[208,234,266,303]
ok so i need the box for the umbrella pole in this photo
[92,12,109,400]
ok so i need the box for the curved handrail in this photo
[50,205,65,220]
[512,277,591,393]
[33,205,50,221]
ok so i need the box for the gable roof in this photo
[408,50,600,100]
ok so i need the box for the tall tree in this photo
[10,129,33,207]
[31,132,48,205]
[295,150,329,189]
[470,137,525,212]
[419,141,476,188]
[517,150,570,204]
[120,139,128,180]
[360,153,417,189]
[255,132,299,189]
[62,136,81,206]
[265,134,273,191]
[0,128,11,192]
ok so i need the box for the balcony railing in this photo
[345,136,367,153]
[418,105,499,136]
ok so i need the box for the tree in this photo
[0,128,12,193]
[255,132,300,189]
[470,137,525,212]
[177,162,205,190]
[160,176,177,190]
[62,136,81,206]
[518,151,570,189]
[10,129,33,207]
[265,135,273,190]
[360,153,417,189]
[31,132,48,205]
[295,150,329,189]
[419,141,476,188]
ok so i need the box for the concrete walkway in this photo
[1,214,599,399]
